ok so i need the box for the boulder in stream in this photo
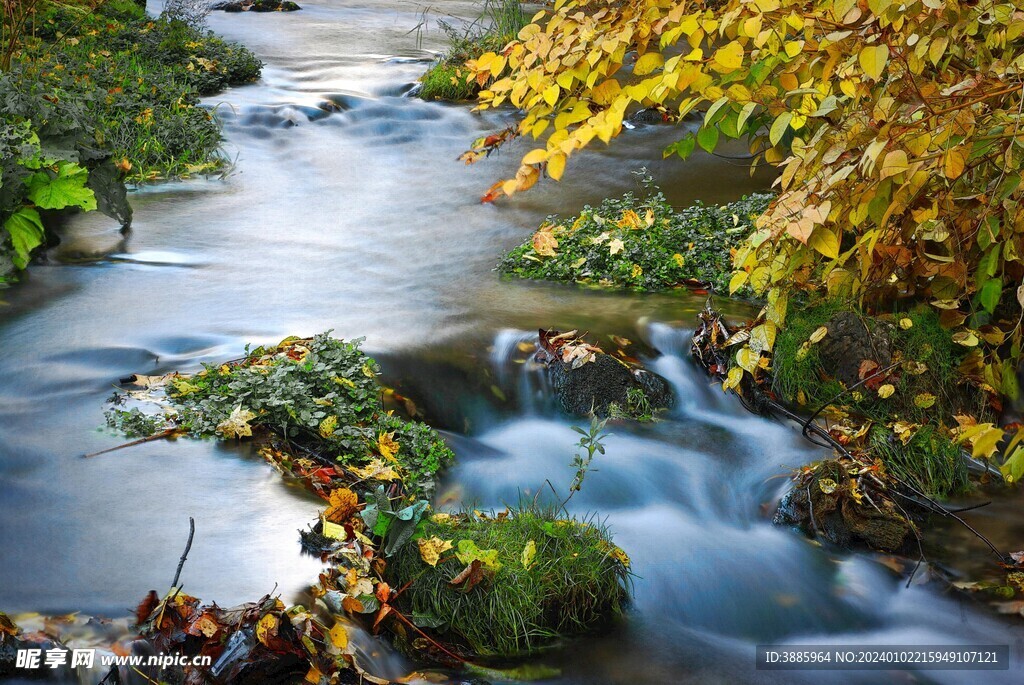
[536,329,672,418]
[815,311,894,388]
[774,459,913,553]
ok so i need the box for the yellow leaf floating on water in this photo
[217,405,256,439]
[521,540,537,569]
[378,432,401,461]
[418,537,454,567]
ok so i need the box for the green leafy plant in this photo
[158,334,453,498]
[500,177,771,293]
[565,416,609,504]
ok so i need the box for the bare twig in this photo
[83,428,178,458]
[171,517,196,589]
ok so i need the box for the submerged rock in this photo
[212,0,301,12]
[775,459,913,553]
[816,311,894,388]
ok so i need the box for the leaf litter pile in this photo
[25,333,632,683]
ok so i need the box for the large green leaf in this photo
[3,207,45,269]
[27,162,97,211]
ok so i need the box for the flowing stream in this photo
[1,2,1023,683]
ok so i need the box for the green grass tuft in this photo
[869,425,970,497]
[387,505,631,657]
[418,0,527,101]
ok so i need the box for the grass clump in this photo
[499,177,772,292]
[869,425,969,497]
[772,301,987,497]
[418,0,527,101]
[387,505,631,657]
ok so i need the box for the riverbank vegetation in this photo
[101,333,631,673]
[1,0,261,285]
[500,176,770,293]
[457,0,1024,486]
[417,0,526,100]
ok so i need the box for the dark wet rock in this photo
[774,459,912,553]
[816,311,894,388]
[543,352,672,418]
[627,107,668,125]
[212,0,301,12]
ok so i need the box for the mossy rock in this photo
[814,311,895,389]
[545,352,672,419]
[774,460,913,553]
[773,303,988,427]
[387,508,630,658]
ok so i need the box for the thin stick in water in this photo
[171,517,195,589]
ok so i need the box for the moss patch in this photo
[772,302,986,497]
[387,507,630,657]
[499,179,772,292]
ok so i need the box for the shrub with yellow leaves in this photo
[462,0,1024,479]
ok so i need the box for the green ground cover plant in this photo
[1,0,261,285]
[500,178,771,293]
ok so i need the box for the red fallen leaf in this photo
[450,559,485,592]
[372,604,392,633]
[858,359,880,379]
[858,359,890,391]
[481,180,505,204]
[135,590,159,625]
[375,582,391,603]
